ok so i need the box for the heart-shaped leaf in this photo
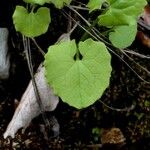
[109,23,137,48]
[98,0,147,26]
[44,39,112,109]
[24,0,50,5]
[13,6,51,37]
[87,0,105,12]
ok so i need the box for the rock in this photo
[0,28,10,79]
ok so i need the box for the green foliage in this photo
[98,0,146,26]
[144,100,150,107]
[97,0,147,48]
[92,127,101,142]
[49,0,72,8]
[109,23,137,48]
[13,6,51,37]
[24,0,50,5]
[44,39,112,109]
[87,0,105,12]
[24,0,71,8]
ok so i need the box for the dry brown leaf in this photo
[137,31,150,48]
[143,5,150,25]
[101,128,126,145]
[137,5,150,48]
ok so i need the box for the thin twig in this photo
[86,144,103,148]
[31,38,45,56]
[120,49,150,76]
[99,100,135,112]
[124,50,150,59]
[72,0,87,7]
[70,5,89,10]
[22,36,50,129]
[68,6,111,45]
[62,10,99,41]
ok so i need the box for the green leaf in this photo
[87,0,105,12]
[49,0,72,9]
[109,23,137,48]
[44,39,112,109]
[23,0,50,5]
[13,6,51,37]
[98,0,147,26]
[144,100,150,107]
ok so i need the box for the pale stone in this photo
[3,65,59,138]
[0,28,10,79]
